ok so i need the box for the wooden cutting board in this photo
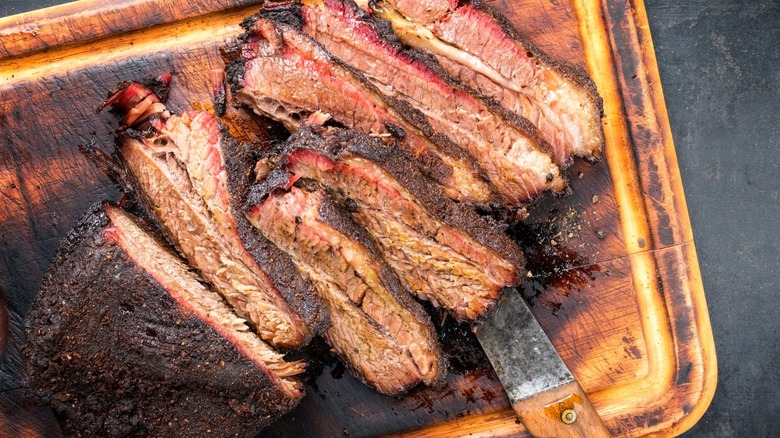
[0,0,716,436]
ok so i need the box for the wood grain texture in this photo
[0,0,263,60]
[0,0,716,436]
[512,381,611,437]
[0,293,6,361]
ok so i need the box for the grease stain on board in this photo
[510,207,604,317]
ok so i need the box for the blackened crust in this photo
[225,58,246,95]
[244,169,294,209]
[221,132,330,339]
[261,2,304,30]
[24,202,298,438]
[283,125,525,270]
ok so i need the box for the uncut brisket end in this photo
[281,125,524,321]
[286,0,565,208]
[364,0,605,167]
[105,84,325,349]
[246,183,444,395]
[24,203,303,438]
[227,14,497,206]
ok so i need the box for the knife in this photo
[475,289,612,437]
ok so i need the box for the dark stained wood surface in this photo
[0,0,716,436]
[0,0,265,59]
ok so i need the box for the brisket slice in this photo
[160,110,327,340]
[227,14,498,207]
[283,0,565,208]
[362,0,605,167]
[246,182,444,395]
[279,125,524,321]
[24,202,303,438]
[106,85,326,349]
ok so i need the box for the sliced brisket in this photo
[104,83,326,349]
[227,14,498,206]
[246,181,444,395]
[285,0,565,208]
[362,0,605,166]
[24,202,303,437]
[277,125,524,321]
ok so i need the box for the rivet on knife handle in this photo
[474,290,611,437]
[512,380,611,437]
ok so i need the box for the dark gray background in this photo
[1,0,777,436]
[645,1,778,436]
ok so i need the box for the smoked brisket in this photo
[281,0,565,209]
[24,203,303,437]
[245,180,444,395]
[104,83,326,349]
[362,0,605,166]
[275,124,524,321]
[227,14,498,206]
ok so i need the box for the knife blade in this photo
[475,289,612,437]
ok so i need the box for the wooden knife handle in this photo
[512,381,611,438]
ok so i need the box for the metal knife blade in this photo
[475,289,611,437]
